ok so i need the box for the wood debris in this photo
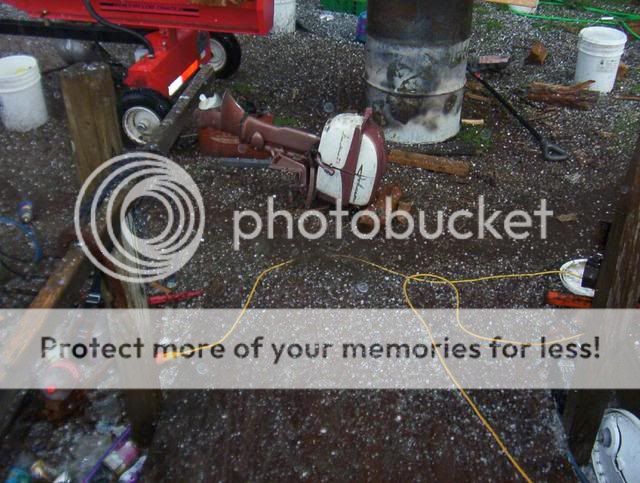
[614,95,640,102]
[527,81,599,109]
[358,184,403,232]
[389,150,471,177]
[465,80,492,104]
[526,41,548,65]
[617,62,630,81]
[461,119,485,127]
[556,213,578,223]
[465,92,492,104]
[397,199,414,226]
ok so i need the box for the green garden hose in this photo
[509,0,640,40]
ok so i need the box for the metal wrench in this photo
[467,68,569,162]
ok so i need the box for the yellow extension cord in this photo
[163,254,585,483]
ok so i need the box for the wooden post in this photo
[1,64,213,442]
[105,214,162,446]
[563,134,640,464]
[60,62,123,186]
[62,63,161,444]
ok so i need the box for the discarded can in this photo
[30,460,57,481]
[5,467,31,483]
[17,201,33,224]
[118,456,147,483]
[104,441,139,476]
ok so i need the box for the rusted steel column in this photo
[366,0,474,144]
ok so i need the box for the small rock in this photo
[556,213,577,223]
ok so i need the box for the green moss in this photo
[474,3,493,15]
[232,82,256,97]
[612,111,640,135]
[484,18,506,32]
[457,126,493,151]
[629,83,640,95]
[273,116,301,128]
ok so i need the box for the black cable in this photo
[81,0,155,57]
[0,246,32,264]
[0,258,27,279]
[43,63,70,75]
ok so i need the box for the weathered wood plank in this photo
[563,134,640,464]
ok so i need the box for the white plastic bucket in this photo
[0,55,48,132]
[509,0,539,14]
[272,0,296,34]
[575,27,627,93]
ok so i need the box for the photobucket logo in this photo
[233,197,553,250]
[74,152,204,283]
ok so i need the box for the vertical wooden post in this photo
[60,62,123,186]
[107,215,162,446]
[563,134,640,464]
[61,63,160,445]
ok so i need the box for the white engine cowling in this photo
[315,112,387,207]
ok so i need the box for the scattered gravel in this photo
[1,0,639,479]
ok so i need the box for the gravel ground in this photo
[1,0,640,480]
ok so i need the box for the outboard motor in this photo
[196,91,387,207]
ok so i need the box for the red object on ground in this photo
[545,290,640,309]
[199,114,274,158]
[545,291,593,309]
[148,290,204,306]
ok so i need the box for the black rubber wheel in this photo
[208,33,242,79]
[118,88,172,147]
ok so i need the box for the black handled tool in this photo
[467,68,569,162]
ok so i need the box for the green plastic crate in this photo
[321,0,367,16]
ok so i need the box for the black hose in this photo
[81,0,155,57]
[0,258,27,279]
[566,448,591,483]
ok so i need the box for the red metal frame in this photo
[3,0,274,99]
[3,0,273,35]
[125,29,212,97]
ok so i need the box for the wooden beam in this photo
[62,63,163,445]
[563,134,640,464]
[0,247,92,437]
[106,215,161,446]
[146,64,215,154]
[1,63,124,440]
[1,64,212,442]
[389,150,471,177]
[61,62,123,186]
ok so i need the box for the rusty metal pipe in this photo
[366,0,474,144]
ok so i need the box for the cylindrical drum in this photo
[366,0,473,144]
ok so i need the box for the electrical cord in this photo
[0,216,43,264]
[158,255,588,482]
[81,0,155,56]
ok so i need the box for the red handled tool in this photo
[148,290,204,306]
